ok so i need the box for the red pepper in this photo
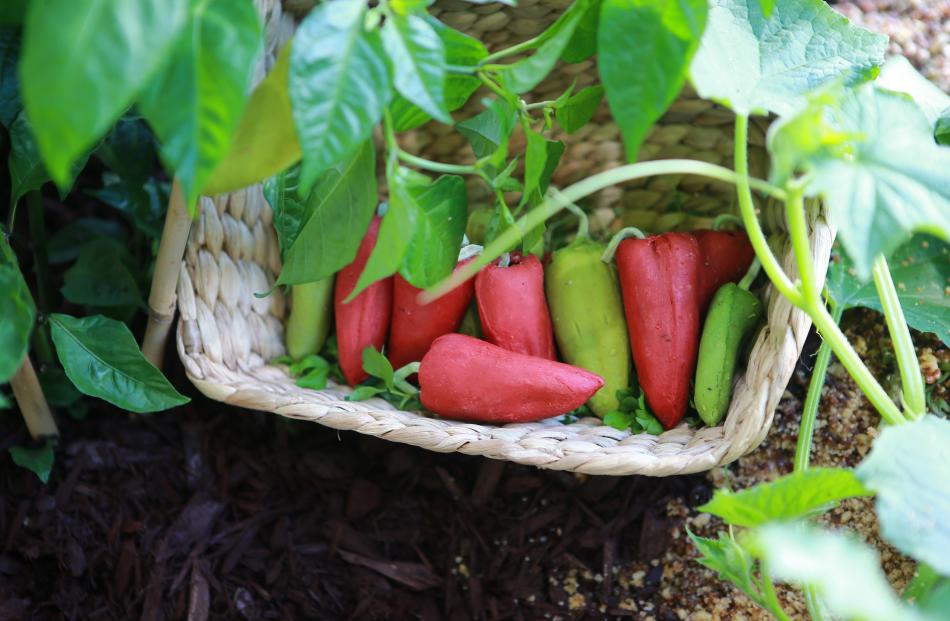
[615,232,701,429]
[419,334,604,423]
[387,258,476,370]
[475,252,557,360]
[692,230,755,314]
[334,216,393,386]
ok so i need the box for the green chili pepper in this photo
[545,204,630,417]
[465,206,494,244]
[693,259,763,426]
[285,278,334,360]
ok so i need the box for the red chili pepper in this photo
[334,216,393,386]
[615,232,701,429]
[419,334,604,423]
[475,252,557,360]
[692,230,755,314]
[387,258,476,370]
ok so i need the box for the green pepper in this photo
[285,278,334,360]
[545,205,630,417]
[465,206,494,244]
[693,259,763,426]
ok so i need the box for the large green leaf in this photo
[0,236,34,383]
[857,416,950,576]
[754,523,921,621]
[202,44,300,195]
[289,0,391,192]
[382,12,450,124]
[263,165,305,260]
[771,85,950,278]
[599,0,707,161]
[8,111,46,204]
[275,141,377,286]
[60,238,143,308]
[20,0,189,186]
[0,27,20,127]
[689,0,886,117]
[498,0,591,94]
[399,175,467,288]
[560,0,601,63]
[876,56,950,128]
[49,313,189,413]
[827,236,950,345]
[139,0,262,210]
[698,468,871,527]
[389,17,486,132]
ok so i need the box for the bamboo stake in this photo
[141,179,192,369]
[10,356,58,438]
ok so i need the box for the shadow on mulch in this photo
[0,364,710,621]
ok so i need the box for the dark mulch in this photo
[0,367,710,621]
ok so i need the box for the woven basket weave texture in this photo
[174,0,834,476]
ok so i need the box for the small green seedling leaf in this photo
[346,385,385,401]
[556,85,604,134]
[0,236,35,383]
[361,347,395,391]
[603,410,633,431]
[599,0,707,160]
[289,0,391,192]
[699,468,871,527]
[689,0,886,117]
[688,530,766,607]
[857,415,950,576]
[9,438,55,484]
[49,313,189,413]
[289,354,331,390]
[456,98,518,165]
[521,127,565,208]
[382,12,450,124]
[61,238,143,308]
[275,141,378,286]
[400,175,468,289]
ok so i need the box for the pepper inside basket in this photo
[175,0,834,476]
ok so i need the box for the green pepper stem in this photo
[601,227,647,263]
[738,258,762,291]
[872,254,926,419]
[712,213,744,231]
[498,252,511,268]
[393,362,421,395]
[420,158,785,304]
[561,199,589,239]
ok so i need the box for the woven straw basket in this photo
[174,0,835,476]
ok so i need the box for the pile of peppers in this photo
[283,204,761,431]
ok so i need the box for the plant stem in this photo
[785,185,819,305]
[734,115,801,306]
[759,565,793,621]
[872,255,926,419]
[794,300,843,472]
[481,35,542,65]
[562,200,589,239]
[396,150,478,175]
[421,158,784,302]
[523,99,556,111]
[9,356,58,438]
[26,192,54,365]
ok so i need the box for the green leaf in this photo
[389,17,486,132]
[46,218,124,264]
[94,118,156,185]
[599,0,707,160]
[37,366,82,408]
[560,0,601,63]
[456,98,518,163]
[0,27,21,127]
[263,165,305,260]
[49,313,189,413]
[776,85,950,278]
[0,0,27,25]
[61,238,143,308]
[382,12,450,124]
[499,0,591,94]
[348,167,419,300]
[202,44,300,195]
[634,410,664,435]
[361,346,395,391]
[936,109,950,147]
[699,468,871,527]
[9,439,54,484]
[754,523,919,621]
[0,392,10,409]
[876,56,950,128]
[20,0,190,186]
[275,141,377,286]
[0,237,34,383]
[8,111,89,205]
[922,582,950,618]
[689,0,887,117]
[556,85,604,134]
[88,176,167,242]
[688,530,765,606]
[757,0,774,16]
[857,415,950,576]
[138,0,262,210]
[289,0,391,192]
[603,410,633,430]
[827,236,950,345]
[399,175,467,289]
[289,354,331,390]
[346,385,384,401]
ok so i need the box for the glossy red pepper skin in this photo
[692,230,755,314]
[475,253,557,360]
[419,334,604,423]
[334,216,393,386]
[615,233,701,429]
[387,258,476,370]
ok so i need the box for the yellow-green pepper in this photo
[285,278,334,360]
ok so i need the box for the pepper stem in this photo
[738,258,762,291]
[712,213,743,231]
[498,252,511,268]
[601,226,647,263]
[393,362,421,395]
[563,201,589,239]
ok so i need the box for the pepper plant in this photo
[1,0,949,617]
